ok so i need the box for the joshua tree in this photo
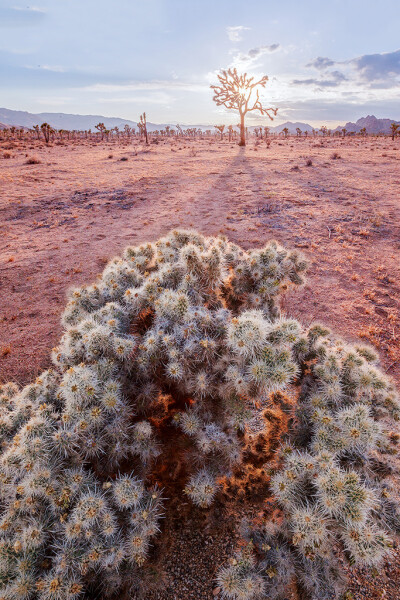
[113,126,120,141]
[33,124,41,140]
[40,122,52,144]
[123,124,131,140]
[282,127,289,138]
[390,122,399,141]
[95,122,106,141]
[138,113,149,144]
[264,126,270,139]
[342,128,347,138]
[360,127,367,137]
[211,68,278,147]
[228,125,234,142]
[296,127,302,137]
[320,125,328,137]
[215,124,225,140]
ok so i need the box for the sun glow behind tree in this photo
[210,68,278,146]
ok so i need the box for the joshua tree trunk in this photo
[239,113,245,146]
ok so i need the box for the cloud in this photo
[305,49,400,87]
[231,44,280,68]
[247,44,280,59]
[0,6,46,27]
[306,56,335,70]
[226,26,250,42]
[292,70,347,88]
[351,49,400,81]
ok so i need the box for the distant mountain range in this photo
[0,108,139,131]
[332,115,400,134]
[0,108,399,135]
[269,116,400,135]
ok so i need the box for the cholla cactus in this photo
[216,545,265,599]
[1,230,398,598]
[0,230,307,598]
[219,325,400,599]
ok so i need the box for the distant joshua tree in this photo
[138,112,149,144]
[211,68,277,146]
[282,126,289,138]
[390,122,399,141]
[123,124,131,140]
[342,128,347,138]
[214,124,225,140]
[40,122,52,144]
[95,122,106,141]
[33,124,41,140]
[296,127,302,137]
[360,127,367,137]
[320,125,328,137]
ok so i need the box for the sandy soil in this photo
[1,135,400,598]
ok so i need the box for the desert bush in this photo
[25,156,41,165]
[331,152,341,160]
[0,230,309,599]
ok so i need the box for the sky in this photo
[1,0,400,126]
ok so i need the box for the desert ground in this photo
[1,134,400,598]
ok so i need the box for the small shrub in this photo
[120,156,128,161]
[305,158,313,166]
[331,152,341,160]
[3,152,11,159]
[25,156,41,165]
